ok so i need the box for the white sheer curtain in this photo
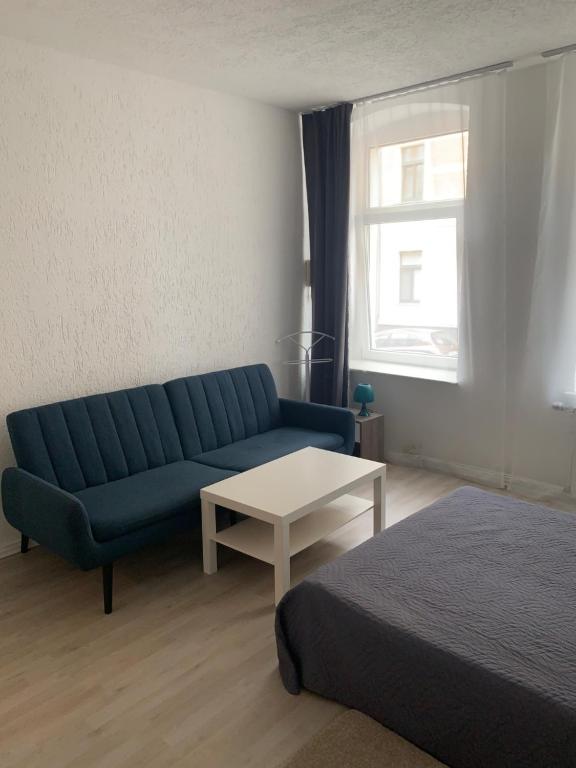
[510,55,576,492]
[350,56,576,495]
[350,73,508,483]
[457,75,508,487]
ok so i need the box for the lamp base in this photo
[358,403,370,418]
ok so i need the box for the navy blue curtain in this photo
[302,102,353,407]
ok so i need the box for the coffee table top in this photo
[200,447,385,524]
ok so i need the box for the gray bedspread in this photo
[275,486,576,768]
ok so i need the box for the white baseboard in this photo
[387,450,504,487]
[506,474,566,499]
[0,538,38,560]
[0,539,22,559]
[387,451,565,499]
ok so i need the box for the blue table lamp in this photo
[353,383,374,417]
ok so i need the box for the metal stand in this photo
[275,331,335,401]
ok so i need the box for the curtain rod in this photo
[303,60,511,113]
[304,43,576,113]
[350,60,513,106]
[541,42,576,58]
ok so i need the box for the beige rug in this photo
[283,710,449,768]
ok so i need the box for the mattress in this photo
[275,487,576,768]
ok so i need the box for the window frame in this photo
[355,129,466,373]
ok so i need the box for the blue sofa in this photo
[1,364,354,613]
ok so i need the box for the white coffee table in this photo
[200,447,386,604]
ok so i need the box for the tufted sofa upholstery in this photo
[2,364,354,613]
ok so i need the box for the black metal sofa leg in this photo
[21,534,29,554]
[102,563,114,615]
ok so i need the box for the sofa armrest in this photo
[279,398,355,454]
[2,467,97,570]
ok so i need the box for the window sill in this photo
[350,358,458,384]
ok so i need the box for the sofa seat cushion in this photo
[76,461,236,542]
[193,427,344,472]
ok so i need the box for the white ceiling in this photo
[1,1,575,110]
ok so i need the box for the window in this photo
[399,250,422,302]
[362,129,468,370]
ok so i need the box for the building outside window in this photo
[399,250,422,303]
[401,144,424,202]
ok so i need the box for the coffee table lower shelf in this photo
[212,494,372,565]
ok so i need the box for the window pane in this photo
[368,219,458,358]
[429,133,468,200]
[369,131,468,207]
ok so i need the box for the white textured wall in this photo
[0,35,302,554]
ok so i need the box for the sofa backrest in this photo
[6,364,281,490]
[7,385,183,492]
[164,364,280,459]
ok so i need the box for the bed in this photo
[275,486,576,768]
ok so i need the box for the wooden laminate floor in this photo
[0,466,572,768]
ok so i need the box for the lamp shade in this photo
[353,383,374,404]
[353,383,374,417]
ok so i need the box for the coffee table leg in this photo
[201,499,218,575]
[274,521,290,605]
[373,467,386,533]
